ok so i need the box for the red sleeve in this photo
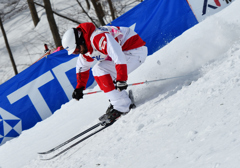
[92,33,108,54]
[115,64,128,81]
[76,69,90,89]
[122,34,146,51]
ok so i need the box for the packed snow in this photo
[1,1,240,168]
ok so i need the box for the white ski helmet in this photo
[62,28,82,55]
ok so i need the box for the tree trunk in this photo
[43,0,62,47]
[27,0,40,27]
[0,16,18,75]
[107,0,115,20]
[90,0,105,25]
[85,0,90,10]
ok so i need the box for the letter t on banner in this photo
[7,71,54,120]
[52,57,77,100]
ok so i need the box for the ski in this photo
[39,122,112,160]
[38,89,136,160]
[38,122,103,155]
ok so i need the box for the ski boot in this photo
[99,103,136,124]
[99,108,123,124]
[99,90,136,124]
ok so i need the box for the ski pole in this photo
[84,75,189,95]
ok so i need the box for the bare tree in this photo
[27,0,39,27]
[90,0,106,25]
[0,0,27,21]
[76,0,98,26]
[0,16,18,75]
[107,0,115,20]
[0,0,24,75]
[34,2,81,24]
[36,0,141,28]
[85,0,90,10]
[43,0,62,47]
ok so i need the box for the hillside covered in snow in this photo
[1,1,240,168]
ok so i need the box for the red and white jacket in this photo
[75,22,146,89]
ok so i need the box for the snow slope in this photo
[1,1,240,168]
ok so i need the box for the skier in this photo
[62,22,147,122]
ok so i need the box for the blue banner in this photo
[108,0,199,55]
[0,50,94,145]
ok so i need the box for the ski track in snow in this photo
[1,1,240,168]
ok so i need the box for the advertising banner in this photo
[187,0,234,22]
[0,50,94,145]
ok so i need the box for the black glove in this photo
[72,87,84,100]
[115,81,128,91]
